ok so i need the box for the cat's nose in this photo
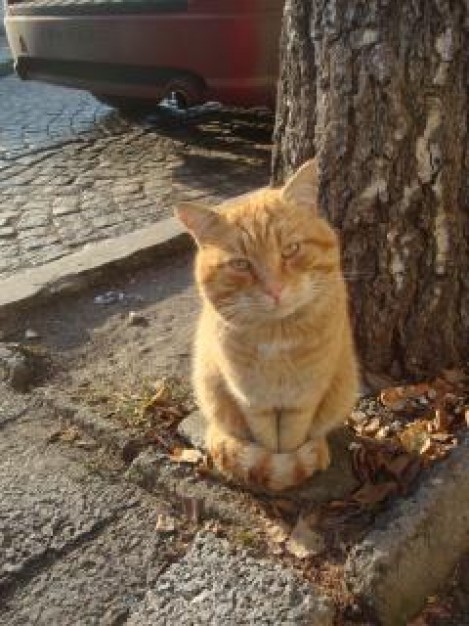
[265,283,284,304]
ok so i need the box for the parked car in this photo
[3,0,284,112]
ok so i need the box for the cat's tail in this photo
[207,426,330,492]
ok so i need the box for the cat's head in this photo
[176,160,341,325]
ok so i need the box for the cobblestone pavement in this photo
[0,75,272,277]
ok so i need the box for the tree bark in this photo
[273,0,469,379]
[272,0,317,184]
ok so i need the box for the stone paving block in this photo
[127,532,333,626]
[0,75,270,279]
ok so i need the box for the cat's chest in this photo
[256,338,299,359]
[221,337,327,409]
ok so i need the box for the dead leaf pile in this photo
[341,368,468,512]
[265,369,469,556]
[116,377,195,430]
[90,376,197,461]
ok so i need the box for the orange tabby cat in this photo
[176,160,358,491]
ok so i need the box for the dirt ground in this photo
[3,249,468,625]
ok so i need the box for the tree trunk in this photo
[273,0,469,379]
[272,0,317,184]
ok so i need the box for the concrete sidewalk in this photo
[0,384,331,625]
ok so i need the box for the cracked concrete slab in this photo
[0,384,333,626]
[0,387,188,624]
[1,507,168,626]
[127,532,333,626]
[0,407,140,592]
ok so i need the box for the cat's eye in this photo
[228,258,252,272]
[281,242,301,259]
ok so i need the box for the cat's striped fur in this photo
[176,160,358,491]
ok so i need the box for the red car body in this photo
[4,0,284,108]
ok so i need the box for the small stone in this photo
[177,411,206,451]
[94,291,125,305]
[0,226,16,238]
[349,410,368,424]
[389,420,403,434]
[25,328,40,340]
[128,311,148,327]
[155,512,177,534]
[52,202,80,216]
[0,344,34,391]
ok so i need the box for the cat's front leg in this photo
[309,334,359,439]
[243,408,279,452]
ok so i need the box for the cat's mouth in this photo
[262,287,315,319]
[215,285,317,325]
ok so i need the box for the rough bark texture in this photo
[273,0,469,378]
[272,0,317,184]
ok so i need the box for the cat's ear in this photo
[175,203,222,244]
[281,159,319,214]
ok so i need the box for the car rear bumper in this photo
[4,0,282,107]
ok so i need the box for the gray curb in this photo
[0,217,193,326]
[0,59,13,77]
[345,435,469,625]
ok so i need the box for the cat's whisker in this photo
[311,272,376,285]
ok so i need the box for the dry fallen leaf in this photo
[380,384,430,410]
[376,425,391,440]
[398,420,432,455]
[47,426,81,444]
[285,515,325,559]
[351,481,397,506]
[264,519,291,554]
[155,513,177,533]
[383,454,415,480]
[203,520,225,537]
[432,407,453,432]
[180,495,205,523]
[362,417,381,435]
[144,382,171,410]
[74,439,97,450]
[170,448,204,465]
